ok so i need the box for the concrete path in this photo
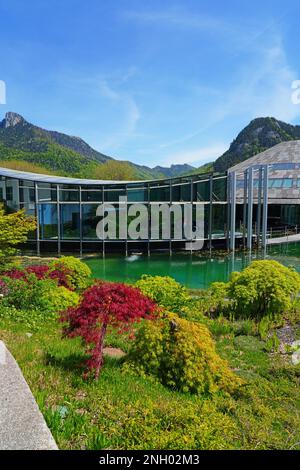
[0,340,58,450]
[267,232,300,245]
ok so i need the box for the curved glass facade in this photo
[1,161,300,254]
[0,170,229,254]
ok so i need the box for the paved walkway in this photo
[267,232,300,245]
[0,340,58,450]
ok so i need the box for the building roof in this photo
[0,166,221,186]
[0,167,154,185]
[229,140,300,174]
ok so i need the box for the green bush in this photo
[49,256,91,291]
[199,282,233,317]
[135,275,191,314]
[37,285,79,314]
[126,313,243,395]
[228,260,300,319]
[2,275,79,314]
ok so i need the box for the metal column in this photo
[57,184,61,255]
[247,167,253,250]
[262,165,269,248]
[208,175,213,252]
[257,167,263,247]
[229,171,236,251]
[79,186,83,257]
[147,183,151,256]
[169,179,172,255]
[243,170,248,248]
[34,182,40,257]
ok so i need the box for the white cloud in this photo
[123,8,230,34]
[98,79,141,151]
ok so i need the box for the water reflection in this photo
[85,242,300,290]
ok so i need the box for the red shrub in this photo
[2,268,27,280]
[48,267,73,290]
[3,264,73,290]
[26,265,50,279]
[61,281,157,378]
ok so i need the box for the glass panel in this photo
[19,187,35,203]
[38,183,57,202]
[194,179,210,201]
[172,182,191,202]
[59,189,79,201]
[19,179,34,187]
[5,180,19,210]
[282,179,293,188]
[20,203,36,239]
[82,204,101,239]
[104,186,126,202]
[150,183,170,202]
[39,204,58,239]
[212,204,226,238]
[60,204,80,239]
[213,177,227,201]
[81,190,103,202]
[127,187,148,202]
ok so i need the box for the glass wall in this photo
[39,204,58,239]
[82,204,101,239]
[0,170,257,251]
[60,204,80,239]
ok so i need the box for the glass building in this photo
[0,167,229,254]
[1,139,300,255]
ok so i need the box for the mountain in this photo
[2,112,295,181]
[214,117,300,172]
[0,112,193,180]
[151,164,195,179]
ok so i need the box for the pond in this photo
[84,242,300,290]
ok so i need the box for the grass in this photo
[1,316,300,450]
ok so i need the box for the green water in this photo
[84,243,300,290]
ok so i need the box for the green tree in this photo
[91,160,136,181]
[0,204,36,269]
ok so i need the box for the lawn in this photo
[1,316,299,450]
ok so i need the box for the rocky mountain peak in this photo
[3,112,26,128]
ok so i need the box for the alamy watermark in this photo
[291,80,300,105]
[0,80,6,104]
[95,197,205,250]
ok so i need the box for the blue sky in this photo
[1,0,300,168]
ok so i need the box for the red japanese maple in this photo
[3,264,73,289]
[61,281,157,378]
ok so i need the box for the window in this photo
[282,179,293,188]
[60,204,80,239]
[270,163,297,170]
[268,178,293,189]
[39,204,58,239]
[6,186,13,201]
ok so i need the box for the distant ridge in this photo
[0,112,195,179]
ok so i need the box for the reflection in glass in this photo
[60,204,80,239]
[39,204,58,239]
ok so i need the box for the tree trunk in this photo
[95,322,107,379]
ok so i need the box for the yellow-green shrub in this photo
[49,256,91,291]
[228,260,300,319]
[40,285,79,315]
[135,275,191,314]
[126,313,243,395]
